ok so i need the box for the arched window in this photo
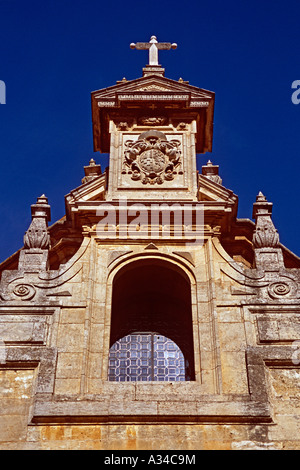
[108,259,195,382]
[109,332,188,382]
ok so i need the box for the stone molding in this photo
[1,346,57,395]
[30,346,296,425]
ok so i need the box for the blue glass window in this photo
[108,333,187,382]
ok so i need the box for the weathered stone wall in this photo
[1,365,300,449]
[1,233,300,450]
[1,416,300,450]
[1,57,300,451]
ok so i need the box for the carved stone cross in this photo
[130,36,177,66]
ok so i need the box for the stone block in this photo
[70,425,102,440]
[0,318,47,344]
[157,400,197,415]
[108,399,158,415]
[0,415,28,441]
[54,378,81,395]
[87,352,103,378]
[218,323,246,352]
[89,324,104,352]
[220,351,248,394]
[217,307,242,323]
[56,323,85,352]
[55,352,83,378]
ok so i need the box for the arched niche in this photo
[108,258,195,381]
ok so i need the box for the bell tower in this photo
[91,36,215,201]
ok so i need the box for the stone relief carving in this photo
[12,285,28,297]
[123,130,182,185]
[0,213,91,302]
[177,122,188,130]
[138,116,167,126]
[23,220,51,250]
[267,280,298,299]
[0,261,83,302]
[253,225,280,249]
[12,283,37,300]
[117,122,129,130]
[213,237,300,301]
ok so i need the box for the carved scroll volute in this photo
[252,192,279,248]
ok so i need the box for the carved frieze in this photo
[136,84,170,91]
[122,130,182,185]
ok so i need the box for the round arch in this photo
[108,256,195,382]
[107,251,196,287]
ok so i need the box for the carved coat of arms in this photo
[123,130,182,185]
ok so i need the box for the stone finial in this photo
[252,192,279,248]
[19,195,51,272]
[252,192,283,272]
[23,195,51,250]
[178,78,189,84]
[201,160,222,185]
[82,158,102,184]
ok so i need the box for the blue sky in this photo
[0,0,299,262]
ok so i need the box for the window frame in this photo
[108,331,188,382]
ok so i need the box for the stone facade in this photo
[0,40,300,450]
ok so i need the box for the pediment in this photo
[65,173,106,220]
[91,75,215,154]
[92,75,214,102]
[198,174,238,205]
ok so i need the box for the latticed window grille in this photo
[108,333,187,382]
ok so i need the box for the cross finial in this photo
[130,35,177,67]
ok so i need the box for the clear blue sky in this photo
[0,0,300,262]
